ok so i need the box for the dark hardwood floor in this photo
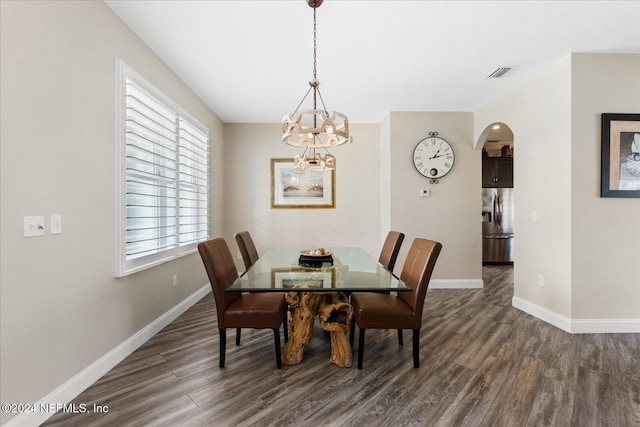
[43,265,640,426]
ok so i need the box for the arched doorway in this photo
[479,123,514,265]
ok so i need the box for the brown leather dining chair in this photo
[198,238,288,369]
[235,231,259,272]
[378,231,405,272]
[350,238,442,369]
[376,231,405,345]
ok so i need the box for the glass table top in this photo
[226,247,410,292]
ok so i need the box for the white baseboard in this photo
[3,284,211,427]
[512,296,572,332]
[430,279,483,289]
[569,318,640,334]
[512,296,640,334]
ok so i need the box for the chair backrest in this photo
[235,231,259,271]
[378,231,405,272]
[198,238,240,328]
[398,238,442,328]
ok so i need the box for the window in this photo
[115,61,209,277]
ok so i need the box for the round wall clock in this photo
[412,131,455,183]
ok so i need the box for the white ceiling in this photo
[104,1,640,124]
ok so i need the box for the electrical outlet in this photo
[172,275,178,287]
[538,275,544,287]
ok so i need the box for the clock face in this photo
[412,136,455,179]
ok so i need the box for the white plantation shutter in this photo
[115,61,209,276]
[178,117,209,246]
[125,80,178,260]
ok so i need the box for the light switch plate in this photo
[51,215,62,234]
[24,216,45,237]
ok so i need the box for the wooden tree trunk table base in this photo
[317,292,353,367]
[283,291,353,367]
[282,291,322,365]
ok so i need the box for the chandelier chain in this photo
[312,7,318,139]
[313,7,317,81]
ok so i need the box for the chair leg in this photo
[350,318,356,347]
[412,329,420,368]
[283,314,289,343]
[273,328,282,369]
[219,329,226,368]
[398,329,403,346]
[357,328,366,369]
[235,328,241,346]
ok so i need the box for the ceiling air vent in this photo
[485,67,512,79]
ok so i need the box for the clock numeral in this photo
[444,162,451,168]
[416,162,423,169]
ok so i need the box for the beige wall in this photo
[570,54,640,319]
[0,1,223,423]
[380,114,392,240]
[223,123,383,269]
[476,57,573,318]
[223,115,482,282]
[475,53,640,326]
[388,112,481,280]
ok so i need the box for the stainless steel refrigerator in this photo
[482,188,514,263]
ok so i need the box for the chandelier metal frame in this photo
[281,0,351,172]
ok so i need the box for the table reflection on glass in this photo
[226,247,411,367]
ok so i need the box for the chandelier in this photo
[281,0,351,172]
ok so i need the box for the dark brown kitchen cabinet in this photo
[482,156,513,188]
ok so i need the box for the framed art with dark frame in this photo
[601,113,640,198]
[270,158,335,208]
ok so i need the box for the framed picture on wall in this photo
[601,113,640,198]
[270,268,335,289]
[270,158,335,208]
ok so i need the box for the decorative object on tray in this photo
[601,113,640,198]
[300,248,333,257]
[299,248,333,268]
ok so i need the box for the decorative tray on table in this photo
[299,248,333,267]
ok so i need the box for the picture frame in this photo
[271,158,335,208]
[601,113,640,198]
[271,268,335,289]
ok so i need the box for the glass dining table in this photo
[226,247,411,367]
